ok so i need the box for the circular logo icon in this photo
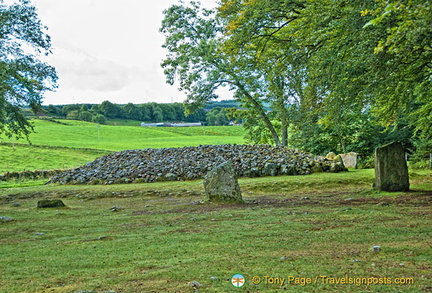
[252,276,261,284]
[231,274,246,288]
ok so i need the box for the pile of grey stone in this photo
[48,144,347,185]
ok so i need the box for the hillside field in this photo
[0,119,245,173]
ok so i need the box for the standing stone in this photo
[374,142,409,192]
[340,152,358,168]
[203,161,243,203]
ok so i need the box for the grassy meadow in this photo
[0,118,430,292]
[0,119,245,173]
[0,170,431,292]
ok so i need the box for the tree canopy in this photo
[161,0,431,153]
[0,0,57,140]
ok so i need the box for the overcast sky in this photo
[32,0,219,105]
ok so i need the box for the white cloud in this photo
[31,0,220,105]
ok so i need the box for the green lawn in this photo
[0,119,245,173]
[0,144,110,173]
[7,119,245,151]
[0,169,430,292]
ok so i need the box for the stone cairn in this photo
[48,144,347,185]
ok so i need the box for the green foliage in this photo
[99,100,122,119]
[91,114,106,125]
[66,110,80,120]
[212,0,432,157]
[78,111,93,122]
[206,107,230,126]
[410,138,432,169]
[122,103,142,120]
[0,0,57,140]
[161,2,282,145]
[204,99,240,110]
[45,102,212,125]
[151,103,164,122]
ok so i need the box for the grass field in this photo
[0,169,431,292]
[0,119,245,173]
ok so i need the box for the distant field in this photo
[0,144,110,173]
[0,119,245,173]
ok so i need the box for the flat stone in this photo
[37,199,65,208]
[0,216,15,223]
[111,206,121,212]
[372,245,381,252]
[189,281,203,288]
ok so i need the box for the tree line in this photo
[41,100,234,126]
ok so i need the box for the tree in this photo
[206,107,229,126]
[172,103,186,121]
[218,0,308,146]
[79,111,93,122]
[123,103,142,120]
[46,104,61,116]
[66,109,80,120]
[185,108,206,123]
[138,104,152,121]
[0,0,57,140]
[151,103,164,122]
[100,100,122,119]
[61,104,80,117]
[161,1,283,145]
[159,103,176,121]
[215,0,432,169]
[219,0,431,145]
[362,0,432,138]
[92,114,106,125]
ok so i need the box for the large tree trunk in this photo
[280,104,288,147]
[235,82,281,145]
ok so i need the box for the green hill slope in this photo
[1,119,245,172]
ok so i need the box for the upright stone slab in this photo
[340,152,357,168]
[374,142,409,192]
[203,161,243,203]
